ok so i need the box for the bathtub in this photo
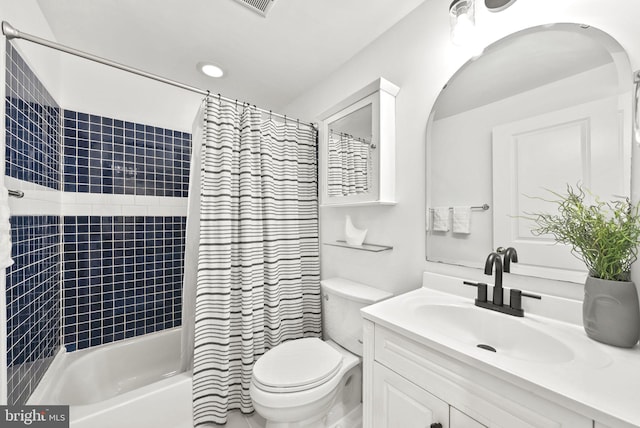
[28,327,193,428]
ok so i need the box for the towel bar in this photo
[429,204,489,211]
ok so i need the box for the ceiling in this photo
[35,0,426,111]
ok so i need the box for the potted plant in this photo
[530,184,640,348]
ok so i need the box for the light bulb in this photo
[452,12,474,45]
[449,0,476,46]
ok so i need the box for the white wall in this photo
[0,1,62,99]
[1,0,202,133]
[59,55,202,132]
[283,0,640,299]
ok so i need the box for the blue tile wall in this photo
[5,41,61,189]
[62,216,186,351]
[6,216,61,406]
[4,40,62,406]
[4,41,191,406]
[62,110,191,196]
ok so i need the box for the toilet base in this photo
[252,342,362,428]
[261,364,362,428]
[325,364,362,427]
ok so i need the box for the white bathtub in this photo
[28,328,193,428]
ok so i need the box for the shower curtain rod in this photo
[1,21,316,130]
[329,129,371,145]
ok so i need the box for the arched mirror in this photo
[425,23,633,283]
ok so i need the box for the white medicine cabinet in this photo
[319,78,399,206]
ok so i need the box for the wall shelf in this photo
[324,240,393,252]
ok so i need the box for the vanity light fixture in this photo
[197,62,224,78]
[485,0,517,12]
[449,0,475,46]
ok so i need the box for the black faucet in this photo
[463,251,541,317]
[484,252,503,306]
[503,247,518,273]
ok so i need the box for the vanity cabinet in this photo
[372,362,449,428]
[363,321,592,428]
[373,361,485,428]
[450,408,486,428]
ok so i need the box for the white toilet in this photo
[250,278,392,428]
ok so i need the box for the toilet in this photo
[250,278,392,427]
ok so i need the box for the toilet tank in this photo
[321,278,392,357]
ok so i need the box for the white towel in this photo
[453,206,471,234]
[432,207,450,232]
[0,182,14,268]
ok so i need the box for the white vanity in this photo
[361,272,640,428]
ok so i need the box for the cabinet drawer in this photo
[373,325,591,428]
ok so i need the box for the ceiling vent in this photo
[232,0,276,17]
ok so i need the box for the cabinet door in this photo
[450,407,486,428]
[373,362,449,428]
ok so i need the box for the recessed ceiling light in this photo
[197,62,224,78]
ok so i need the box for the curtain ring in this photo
[297,118,300,129]
[269,110,272,120]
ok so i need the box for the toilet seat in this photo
[252,338,343,393]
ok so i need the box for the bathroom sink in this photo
[412,303,575,363]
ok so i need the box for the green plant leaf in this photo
[529,184,640,281]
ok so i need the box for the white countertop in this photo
[361,273,640,428]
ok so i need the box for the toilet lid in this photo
[252,338,343,393]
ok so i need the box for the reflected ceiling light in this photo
[485,0,517,12]
[197,62,224,78]
[449,0,475,46]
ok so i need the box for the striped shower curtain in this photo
[192,97,321,426]
[327,132,370,196]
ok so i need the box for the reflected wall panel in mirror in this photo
[425,23,632,283]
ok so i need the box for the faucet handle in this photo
[502,247,519,273]
[509,289,542,311]
[463,280,488,303]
